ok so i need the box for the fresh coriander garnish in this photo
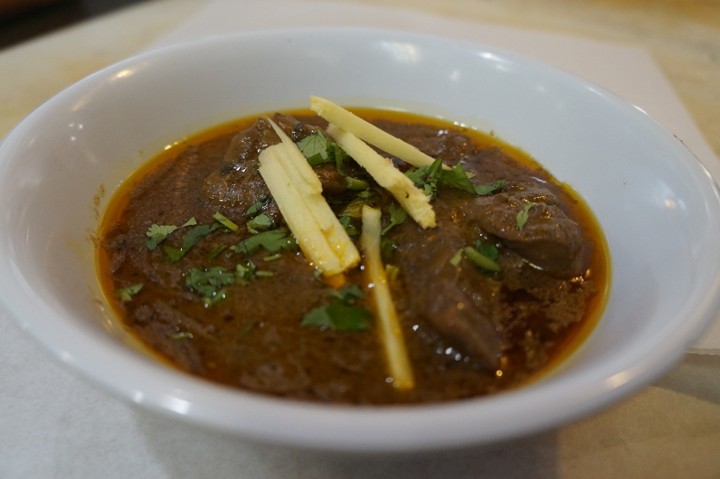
[381,203,408,235]
[438,162,476,194]
[235,260,257,283]
[115,283,143,302]
[406,158,505,198]
[186,259,277,306]
[406,159,443,197]
[301,284,373,331]
[164,223,220,262]
[344,176,370,190]
[232,228,296,255]
[185,266,236,306]
[296,132,348,172]
[516,201,536,231]
[235,260,273,283]
[474,239,499,261]
[145,217,197,250]
[450,240,500,272]
[245,195,271,217]
[338,215,359,237]
[300,302,374,331]
[380,237,398,263]
[330,284,365,303]
[463,246,500,272]
[145,224,178,250]
[246,213,274,234]
[474,179,506,196]
[297,132,333,165]
[212,211,239,231]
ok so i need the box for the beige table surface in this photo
[1,0,719,477]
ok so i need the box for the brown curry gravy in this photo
[97,108,609,405]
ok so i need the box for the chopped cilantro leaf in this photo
[406,159,505,198]
[235,260,274,283]
[183,223,220,248]
[406,159,443,198]
[516,202,536,231]
[333,146,349,174]
[439,162,476,194]
[452,240,500,271]
[404,167,426,188]
[297,132,333,165]
[187,261,275,304]
[232,228,295,255]
[475,240,499,261]
[212,211,239,231]
[380,237,398,263]
[145,224,177,250]
[463,246,501,272]
[339,215,359,237]
[381,203,408,235]
[146,217,198,250]
[235,260,257,283]
[185,266,236,306]
[301,302,373,331]
[475,179,506,196]
[301,284,373,331]
[297,132,349,173]
[246,195,271,217]
[246,213,274,234]
[164,223,220,262]
[115,283,143,302]
[163,245,184,263]
[344,176,369,190]
[330,284,365,303]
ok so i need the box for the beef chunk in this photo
[202,114,348,207]
[202,117,275,210]
[392,220,501,369]
[467,183,591,278]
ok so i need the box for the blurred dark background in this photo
[0,0,148,49]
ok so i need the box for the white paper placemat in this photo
[148,0,720,353]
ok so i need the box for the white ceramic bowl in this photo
[1,29,719,453]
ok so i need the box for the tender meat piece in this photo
[392,221,501,369]
[202,114,345,207]
[202,117,276,210]
[130,300,213,374]
[389,172,590,367]
[465,183,590,278]
[271,112,322,142]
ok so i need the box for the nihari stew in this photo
[97,97,609,405]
